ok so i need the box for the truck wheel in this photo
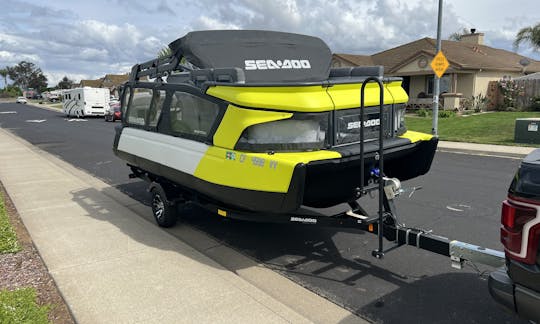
[150,186,178,227]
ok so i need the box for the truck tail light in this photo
[500,198,540,264]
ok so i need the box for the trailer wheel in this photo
[150,186,178,227]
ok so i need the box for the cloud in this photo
[0,51,41,65]
[191,0,464,54]
[196,16,241,30]
[44,71,92,88]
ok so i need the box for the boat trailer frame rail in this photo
[187,176,505,270]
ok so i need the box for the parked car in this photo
[489,148,540,322]
[104,100,121,122]
[16,96,27,104]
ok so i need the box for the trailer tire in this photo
[150,186,178,227]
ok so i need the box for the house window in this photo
[427,75,451,95]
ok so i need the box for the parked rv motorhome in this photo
[62,87,110,117]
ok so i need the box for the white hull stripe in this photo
[117,128,209,175]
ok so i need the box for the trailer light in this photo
[368,224,374,232]
[218,209,227,217]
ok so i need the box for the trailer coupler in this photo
[378,223,505,269]
[449,241,505,269]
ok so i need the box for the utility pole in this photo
[432,0,443,136]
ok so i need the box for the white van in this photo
[62,87,110,117]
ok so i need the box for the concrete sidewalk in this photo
[0,128,362,323]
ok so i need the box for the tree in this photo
[514,23,540,51]
[157,46,172,58]
[28,72,48,92]
[7,61,48,92]
[57,76,73,89]
[448,28,470,41]
[0,68,8,90]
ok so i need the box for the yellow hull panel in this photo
[207,85,334,112]
[207,80,408,112]
[194,147,340,193]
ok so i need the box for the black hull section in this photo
[302,137,438,208]
[114,136,438,213]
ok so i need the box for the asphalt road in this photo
[0,102,525,323]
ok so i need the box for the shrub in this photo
[416,108,430,117]
[498,78,524,110]
[438,110,455,118]
[0,85,22,98]
[472,94,488,112]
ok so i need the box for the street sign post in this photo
[432,0,443,136]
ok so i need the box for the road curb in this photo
[437,141,536,159]
[437,147,529,159]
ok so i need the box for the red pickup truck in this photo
[489,149,540,322]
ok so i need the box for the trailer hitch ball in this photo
[383,177,402,199]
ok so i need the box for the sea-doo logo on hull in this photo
[290,217,317,224]
[347,119,381,130]
[245,59,311,70]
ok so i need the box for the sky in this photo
[1,0,539,87]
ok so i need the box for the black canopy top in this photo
[169,30,332,83]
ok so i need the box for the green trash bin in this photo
[515,118,540,144]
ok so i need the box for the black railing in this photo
[360,76,385,259]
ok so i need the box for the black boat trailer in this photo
[137,74,505,270]
[163,174,505,270]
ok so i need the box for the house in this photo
[76,74,129,97]
[100,74,129,97]
[79,79,102,88]
[332,31,540,110]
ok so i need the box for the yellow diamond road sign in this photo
[431,51,449,78]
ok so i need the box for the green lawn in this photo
[0,192,20,254]
[0,288,50,324]
[405,112,540,146]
